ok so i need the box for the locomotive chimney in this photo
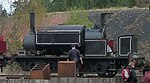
[101,13,107,29]
[101,13,112,38]
[30,12,35,34]
[101,13,113,28]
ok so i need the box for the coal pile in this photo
[106,9,150,42]
[89,8,150,57]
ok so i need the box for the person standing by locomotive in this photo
[67,44,83,76]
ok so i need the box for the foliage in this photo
[4,61,22,74]
[135,0,150,7]
[13,0,47,26]
[45,0,150,12]
[64,8,93,28]
[3,0,47,54]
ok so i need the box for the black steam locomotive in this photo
[15,12,138,77]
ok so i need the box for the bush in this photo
[64,8,93,28]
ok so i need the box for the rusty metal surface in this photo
[30,64,50,79]
[58,61,76,77]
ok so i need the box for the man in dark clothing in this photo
[67,44,83,76]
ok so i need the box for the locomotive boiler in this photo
[15,12,139,77]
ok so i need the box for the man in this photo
[67,44,83,76]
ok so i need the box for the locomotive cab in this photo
[84,28,107,56]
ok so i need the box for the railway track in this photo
[0,75,30,79]
[0,73,143,79]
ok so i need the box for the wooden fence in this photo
[0,77,143,83]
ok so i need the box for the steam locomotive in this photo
[15,12,138,77]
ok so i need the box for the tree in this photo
[5,0,47,54]
[128,0,136,8]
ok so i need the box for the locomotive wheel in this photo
[96,63,103,77]
[105,70,117,77]
[96,62,111,77]
[97,70,117,77]
[79,73,84,77]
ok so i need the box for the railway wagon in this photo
[15,12,138,77]
[0,36,7,71]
